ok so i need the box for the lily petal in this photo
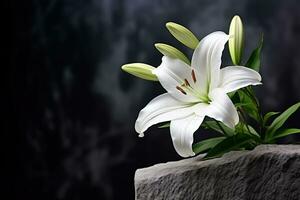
[170,114,204,157]
[191,31,229,93]
[219,66,262,93]
[153,56,200,103]
[205,88,239,129]
[135,93,197,137]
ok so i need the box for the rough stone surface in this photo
[135,145,300,200]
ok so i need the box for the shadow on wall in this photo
[13,0,300,199]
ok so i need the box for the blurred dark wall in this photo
[12,0,300,199]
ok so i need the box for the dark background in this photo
[12,0,300,199]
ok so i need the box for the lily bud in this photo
[155,43,190,65]
[166,22,199,49]
[121,63,158,81]
[229,15,244,65]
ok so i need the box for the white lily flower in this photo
[135,31,262,157]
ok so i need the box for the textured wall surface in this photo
[12,0,300,199]
[135,145,300,200]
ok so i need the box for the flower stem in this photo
[242,87,264,136]
[245,88,262,119]
[238,107,252,134]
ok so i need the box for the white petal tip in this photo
[180,152,195,158]
[138,133,144,137]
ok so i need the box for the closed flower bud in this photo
[121,63,158,81]
[155,43,190,65]
[166,22,199,49]
[229,15,244,65]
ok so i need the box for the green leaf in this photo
[245,35,263,72]
[238,89,260,122]
[202,121,235,136]
[266,102,300,138]
[205,133,255,159]
[155,43,191,65]
[166,22,199,49]
[158,122,170,128]
[263,112,280,126]
[244,125,260,138]
[228,91,236,98]
[192,137,226,154]
[249,127,260,138]
[234,102,251,108]
[271,128,300,140]
[229,90,240,105]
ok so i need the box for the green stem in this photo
[238,108,252,134]
[242,87,264,136]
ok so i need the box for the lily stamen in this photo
[184,79,190,87]
[191,69,197,83]
[176,86,187,95]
